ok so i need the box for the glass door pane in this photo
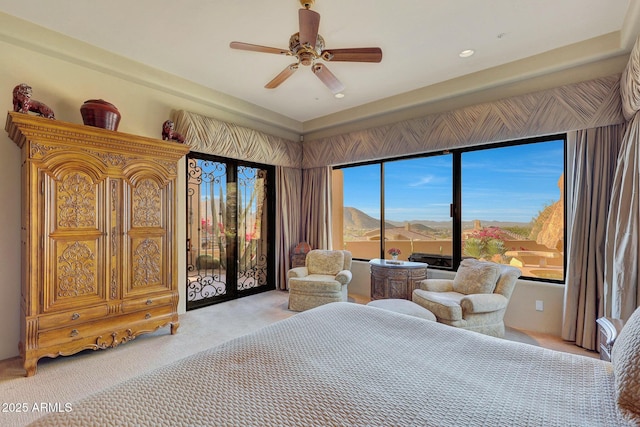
[461,140,565,281]
[236,166,269,291]
[335,164,381,259]
[186,158,229,307]
[384,154,453,265]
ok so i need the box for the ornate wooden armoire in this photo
[5,112,189,376]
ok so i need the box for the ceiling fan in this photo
[229,0,382,94]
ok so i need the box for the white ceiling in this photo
[0,0,636,126]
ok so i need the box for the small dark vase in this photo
[80,99,121,131]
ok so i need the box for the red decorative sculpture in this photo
[162,120,185,143]
[12,83,55,119]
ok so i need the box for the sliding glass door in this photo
[185,153,275,310]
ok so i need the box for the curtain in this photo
[562,125,624,349]
[275,166,331,291]
[603,36,640,321]
[300,166,332,250]
[604,115,640,320]
[276,166,302,290]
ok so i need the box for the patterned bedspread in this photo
[28,302,632,427]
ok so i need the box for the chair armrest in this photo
[460,294,508,314]
[335,269,352,286]
[288,267,309,279]
[418,279,454,292]
[596,317,625,348]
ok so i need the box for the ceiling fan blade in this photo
[299,8,320,47]
[321,47,383,63]
[265,63,299,89]
[230,41,290,56]
[312,63,345,94]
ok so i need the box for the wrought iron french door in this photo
[186,153,275,310]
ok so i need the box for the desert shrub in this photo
[463,227,507,260]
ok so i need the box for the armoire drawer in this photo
[122,293,174,312]
[38,305,174,348]
[38,305,109,330]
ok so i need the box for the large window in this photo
[333,136,565,282]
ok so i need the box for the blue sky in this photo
[342,139,564,223]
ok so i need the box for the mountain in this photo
[344,207,394,229]
[403,222,437,233]
[345,207,531,231]
[387,219,529,229]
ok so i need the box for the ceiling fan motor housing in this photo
[300,0,315,9]
[289,32,324,65]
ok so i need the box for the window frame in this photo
[333,134,566,284]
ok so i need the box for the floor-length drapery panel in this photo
[621,36,640,122]
[300,167,332,250]
[276,166,302,290]
[604,115,640,321]
[604,36,640,321]
[563,125,624,350]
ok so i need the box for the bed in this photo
[28,302,640,426]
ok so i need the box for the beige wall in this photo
[0,110,21,362]
[0,13,626,360]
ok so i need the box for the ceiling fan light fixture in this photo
[459,49,475,58]
[334,92,345,99]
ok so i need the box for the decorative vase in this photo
[392,255,398,260]
[80,99,121,131]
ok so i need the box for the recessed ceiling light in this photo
[334,93,345,99]
[459,49,475,58]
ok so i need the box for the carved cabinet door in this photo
[40,164,110,314]
[122,170,173,299]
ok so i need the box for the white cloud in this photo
[408,175,435,187]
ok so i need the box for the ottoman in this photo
[367,298,436,321]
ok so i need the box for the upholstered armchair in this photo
[412,259,521,337]
[288,249,353,312]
